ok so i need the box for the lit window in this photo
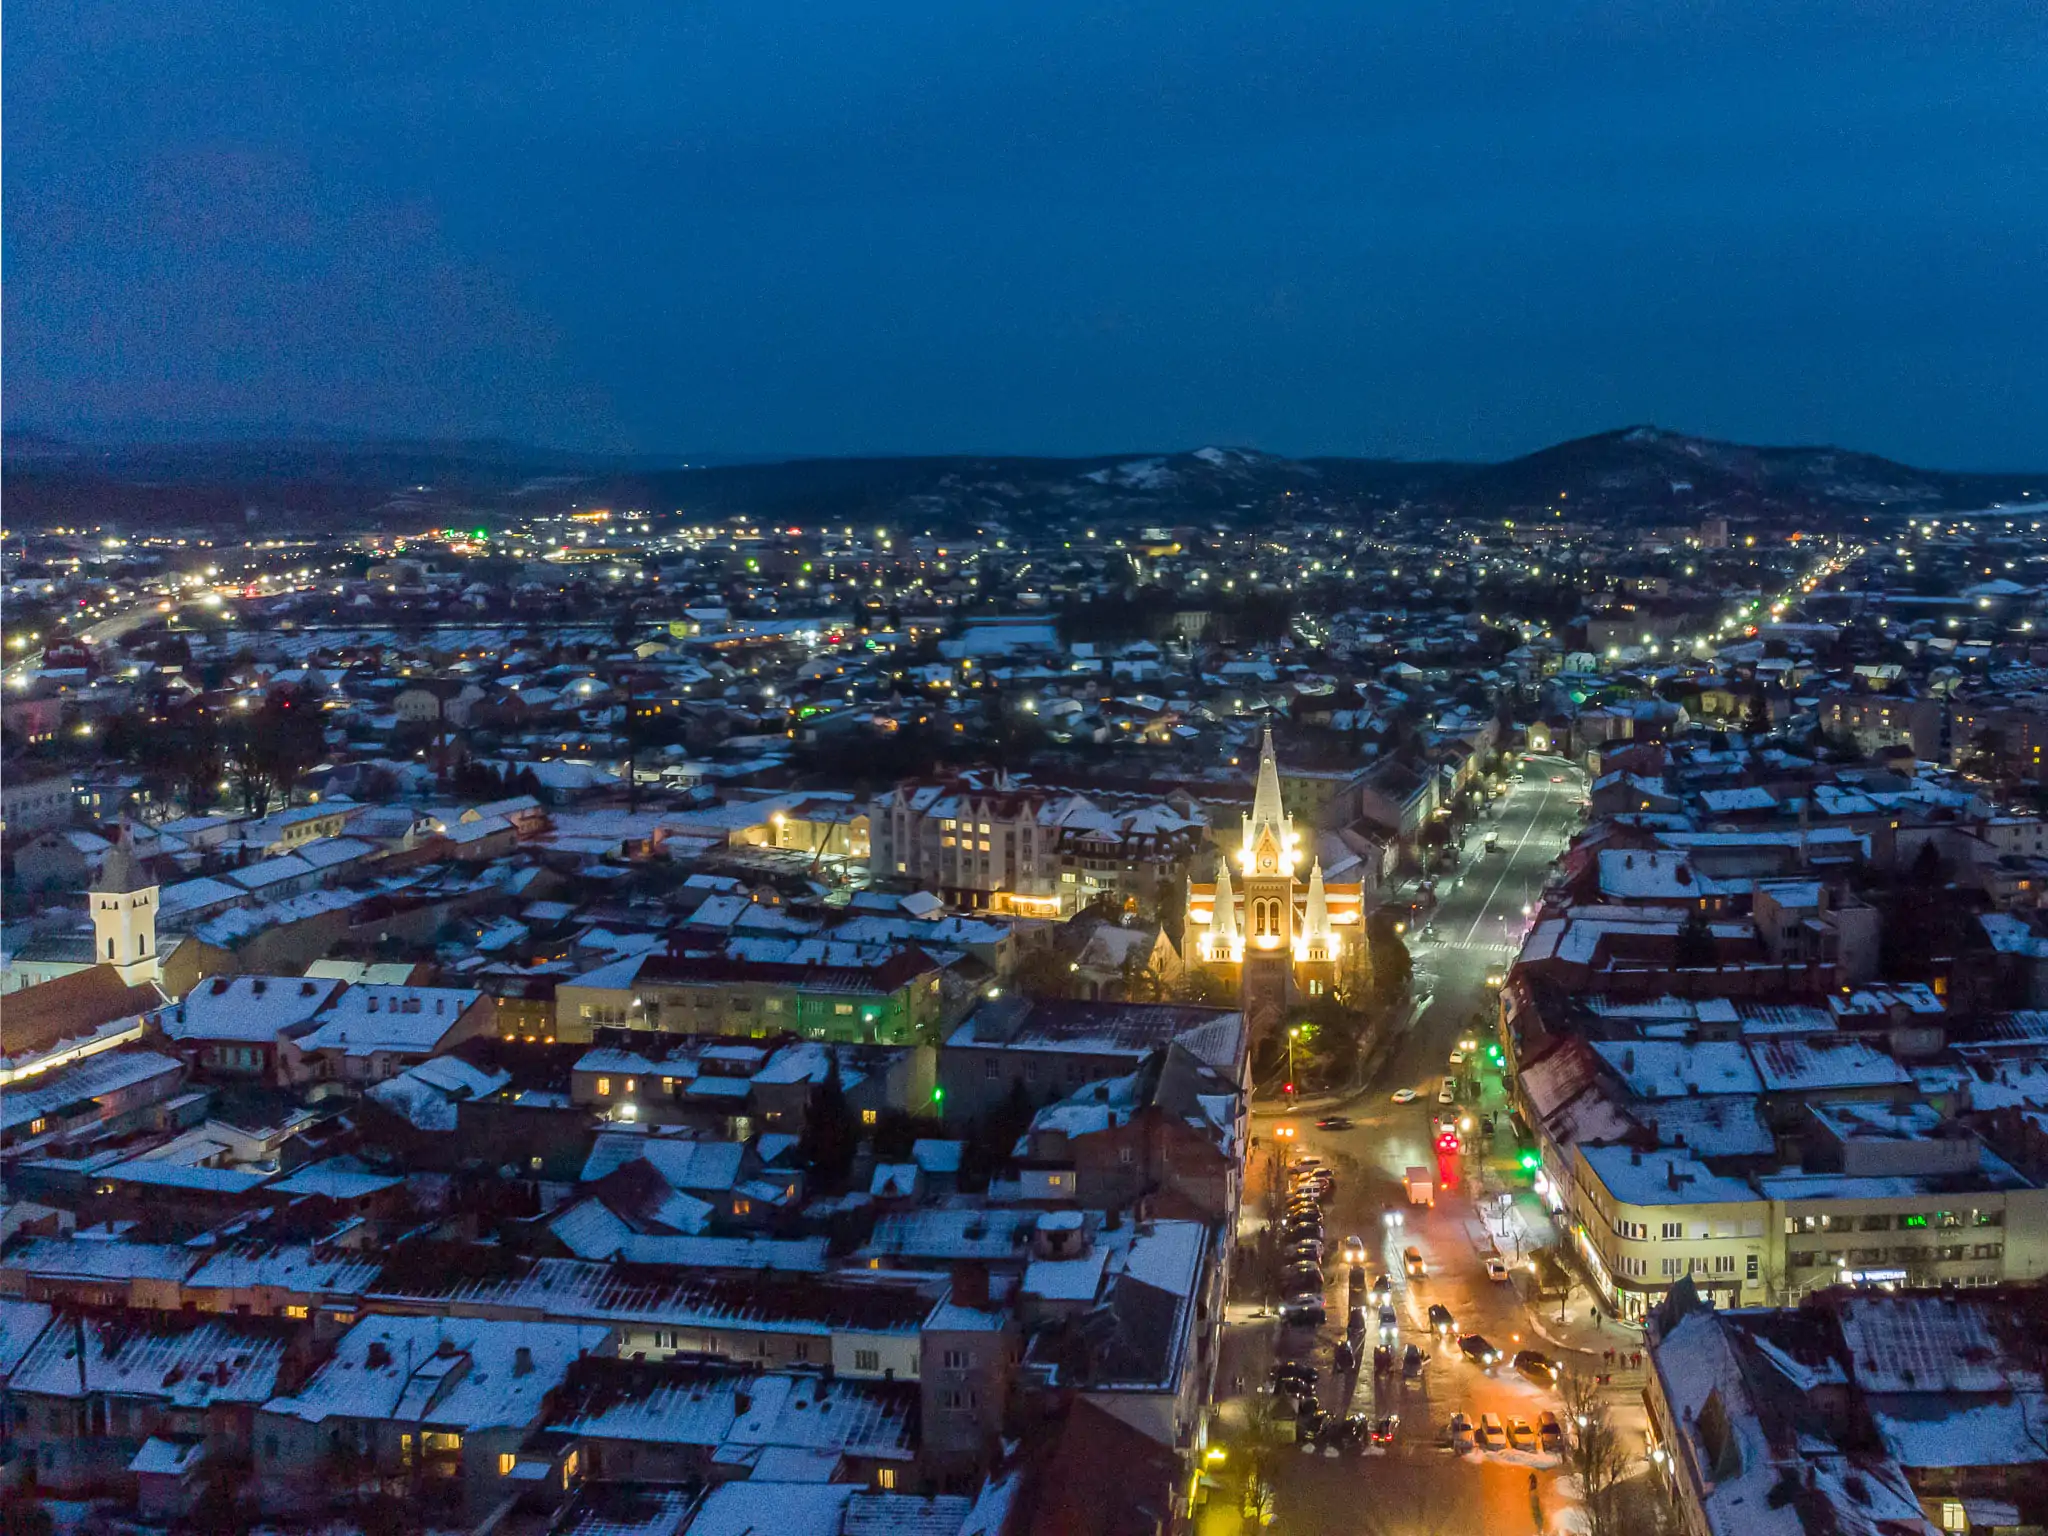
[595,1077,611,1096]
[877,1468,897,1490]
[835,1003,856,1015]
[499,1452,518,1476]
[862,1109,878,1125]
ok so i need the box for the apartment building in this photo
[554,947,944,1047]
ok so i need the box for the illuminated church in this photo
[1185,728,1365,1034]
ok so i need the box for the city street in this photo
[1212,759,1645,1535]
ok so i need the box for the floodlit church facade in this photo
[1184,729,1365,1035]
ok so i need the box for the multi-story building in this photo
[869,775,1205,917]
[555,946,945,1046]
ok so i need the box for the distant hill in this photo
[2,426,2037,534]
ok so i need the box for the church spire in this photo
[1249,725,1286,841]
[1241,724,1297,875]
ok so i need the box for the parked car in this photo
[1506,1417,1537,1452]
[1477,1412,1506,1450]
[1538,1411,1564,1454]
[1427,1303,1456,1336]
[1459,1334,1502,1368]
[1295,1406,1330,1444]
[1282,1266,1324,1294]
[1485,1257,1513,1282]
[1279,1298,1326,1329]
[1347,1306,1368,1343]
[1285,1241,1324,1266]
[1404,1246,1426,1278]
[1514,1350,1559,1385]
[1270,1361,1317,1391]
[1448,1412,1475,1451]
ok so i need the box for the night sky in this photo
[8,3,2046,466]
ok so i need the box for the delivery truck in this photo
[1405,1167,1435,1206]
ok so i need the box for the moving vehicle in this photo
[1550,774,1565,783]
[1405,1167,1435,1205]
[1485,1257,1513,1283]
[1347,1265,1367,1305]
[1401,1342,1424,1379]
[1448,1412,1475,1451]
[1514,1350,1559,1385]
[1427,1303,1456,1336]
[1372,1344,1393,1376]
[1390,1087,1419,1104]
[1371,1273,1392,1302]
[1438,1076,1458,1104]
[1484,830,1500,853]
[1538,1411,1564,1454]
[1459,1334,1502,1369]
[1339,1413,1371,1455]
[1404,1246,1426,1278]
[1371,1415,1399,1445]
[1506,1417,1537,1452]
[1347,1306,1368,1343]
[1315,1115,1353,1130]
[1333,1339,1357,1374]
[1378,1306,1399,1341]
[1477,1412,1506,1450]
[1339,1235,1368,1264]
[1447,1049,1466,1067]
[1295,1405,1329,1445]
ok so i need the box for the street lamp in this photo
[1285,1026,1301,1101]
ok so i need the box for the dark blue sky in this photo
[9,3,2046,466]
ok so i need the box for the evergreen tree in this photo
[799,1051,859,1190]
[1673,905,1718,969]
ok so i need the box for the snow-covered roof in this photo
[262,1314,609,1430]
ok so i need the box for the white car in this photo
[1390,1088,1419,1104]
[1485,1257,1512,1283]
[1448,1050,1466,1067]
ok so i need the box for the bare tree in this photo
[1559,1368,1634,1536]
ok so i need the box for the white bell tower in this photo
[90,825,160,987]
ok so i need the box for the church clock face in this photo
[1260,851,1276,873]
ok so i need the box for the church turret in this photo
[1300,857,1334,963]
[1208,853,1240,960]
[90,824,160,987]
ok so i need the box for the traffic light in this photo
[1283,1082,1295,1096]
[1518,1150,1540,1172]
